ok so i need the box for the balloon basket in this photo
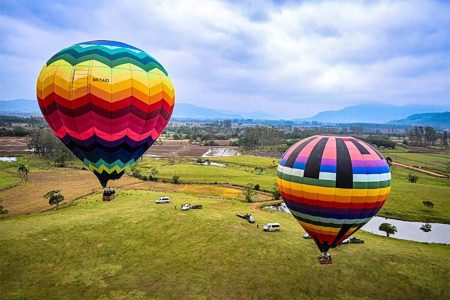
[103,187,116,202]
[318,253,332,265]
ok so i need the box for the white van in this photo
[156,196,170,204]
[263,223,281,232]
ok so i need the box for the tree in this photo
[53,150,68,167]
[0,205,8,215]
[422,200,434,209]
[272,185,280,200]
[17,164,29,181]
[172,175,180,184]
[379,223,397,237]
[149,167,158,180]
[254,184,260,191]
[424,127,437,145]
[443,131,448,147]
[242,184,256,202]
[44,190,64,210]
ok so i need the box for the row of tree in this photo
[407,126,448,146]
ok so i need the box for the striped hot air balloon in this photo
[36,40,175,187]
[277,135,391,262]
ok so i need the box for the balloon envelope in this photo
[277,135,391,253]
[36,40,175,187]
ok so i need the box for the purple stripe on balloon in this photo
[320,158,336,166]
[351,160,386,167]
[294,156,308,163]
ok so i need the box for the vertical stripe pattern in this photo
[277,135,391,253]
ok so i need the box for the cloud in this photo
[0,0,449,118]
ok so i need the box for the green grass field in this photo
[0,189,448,300]
[135,156,450,223]
[137,157,277,191]
[381,151,450,175]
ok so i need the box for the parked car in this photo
[263,223,281,232]
[181,203,190,211]
[236,212,255,223]
[156,196,170,204]
[303,233,311,239]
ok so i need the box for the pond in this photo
[202,148,240,157]
[0,156,17,162]
[361,217,450,244]
[265,204,450,244]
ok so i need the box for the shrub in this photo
[172,175,180,184]
[243,184,256,202]
[408,173,419,183]
[254,184,260,191]
[0,205,8,215]
[422,200,434,208]
[272,186,280,200]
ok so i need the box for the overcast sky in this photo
[1,0,449,118]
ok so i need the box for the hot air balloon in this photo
[36,40,175,188]
[277,135,391,263]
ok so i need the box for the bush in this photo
[0,205,9,215]
[172,175,180,184]
[243,184,256,202]
[254,184,260,191]
[422,200,434,208]
[408,173,419,183]
[272,186,280,200]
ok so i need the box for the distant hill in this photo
[388,112,450,129]
[172,103,275,120]
[304,103,450,123]
[172,103,241,119]
[0,100,275,120]
[0,99,40,116]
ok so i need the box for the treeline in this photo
[0,115,46,137]
[0,115,45,127]
[407,126,448,146]
[28,129,76,165]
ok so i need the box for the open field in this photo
[136,157,277,191]
[382,150,450,176]
[1,154,449,223]
[0,169,140,216]
[0,189,448,300]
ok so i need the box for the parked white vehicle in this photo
[156,196,170,204]
[263,223,281,232]
[181,203,190,211]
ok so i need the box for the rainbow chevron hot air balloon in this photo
[277,135,391,263]
[36,40,175,187]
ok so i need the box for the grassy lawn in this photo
[0,189,448,300]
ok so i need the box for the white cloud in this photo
[0,0,449,118]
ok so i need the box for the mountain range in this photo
[0,99,448,127]
[388,112,449,129]
[303,103,449,123]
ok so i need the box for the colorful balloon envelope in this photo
[36,40,175,187]
[277,135,391,257]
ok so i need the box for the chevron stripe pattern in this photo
[36,40,175,187]
[277,135,391,253]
